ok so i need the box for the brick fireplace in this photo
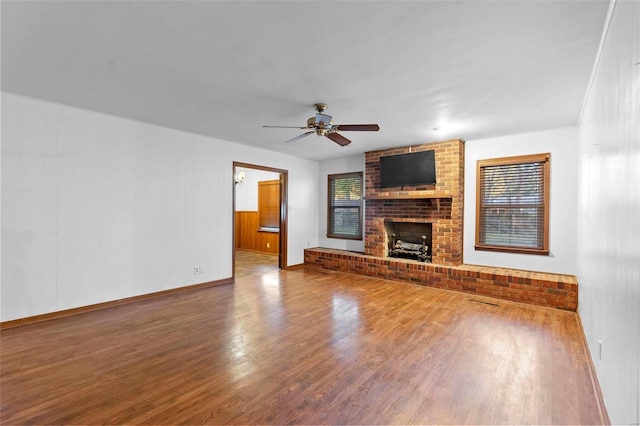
[305,138,578,311]
[364,139,464,266]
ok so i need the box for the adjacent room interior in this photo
[1,1,638,424]
[233,165,282,276]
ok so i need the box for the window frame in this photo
[475,153,550,255]
[258,179,280,230]
[327,172,363,240]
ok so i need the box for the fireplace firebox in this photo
[384,221,432,262]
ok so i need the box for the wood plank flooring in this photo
[234,249,279,278]
[1,252,606,424]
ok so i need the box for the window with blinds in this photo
[327,172,363,240]
[475,153,550,255]
[258,179,280,229]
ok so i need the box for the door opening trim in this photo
[232,162,288,280]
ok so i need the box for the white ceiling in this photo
[1,0,609,161]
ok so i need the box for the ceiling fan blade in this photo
[326,132,352,146]
[263,125,307,129]
[334,124,380,132]
[284,131,314,144]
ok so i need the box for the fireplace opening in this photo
[384,221,432,262]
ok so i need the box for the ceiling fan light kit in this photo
[263,103,379,146]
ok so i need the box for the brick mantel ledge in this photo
[304,247,577,311]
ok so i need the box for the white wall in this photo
[577,0,640,424]
[463,127,579,274]
[235,168,279,212]
[318,155,366,252]
[1,92,319,321]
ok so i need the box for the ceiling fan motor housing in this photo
[308,113,334,134]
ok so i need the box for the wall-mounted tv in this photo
[379,150,436,188]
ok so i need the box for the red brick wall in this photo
[365,139,464,265]
[305,248,578,311]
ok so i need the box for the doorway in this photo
[232,162,288,279]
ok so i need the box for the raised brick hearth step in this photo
[304,247,578,311]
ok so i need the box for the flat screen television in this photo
[379,150,436,188]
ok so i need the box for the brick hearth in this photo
[304,248,578,311]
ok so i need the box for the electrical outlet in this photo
[598,339,602,360]
[266,243,270,248]
[194,265,201,274]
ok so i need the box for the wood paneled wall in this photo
[235,211,279,255]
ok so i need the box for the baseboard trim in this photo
[285,263,305,270]
[575,314,611,425]
[0,277,233,330]
[235,248,278,256]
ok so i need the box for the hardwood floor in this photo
[235,249,279,278]
[1,259,606,424]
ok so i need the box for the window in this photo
[476,153,550,255]
[258,179,280,230]
[327,172,363,240]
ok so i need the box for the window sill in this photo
[327,234,363,241]
[475,245,549,256]
[258,227,279,233]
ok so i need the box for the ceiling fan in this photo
[263,103,379,146]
